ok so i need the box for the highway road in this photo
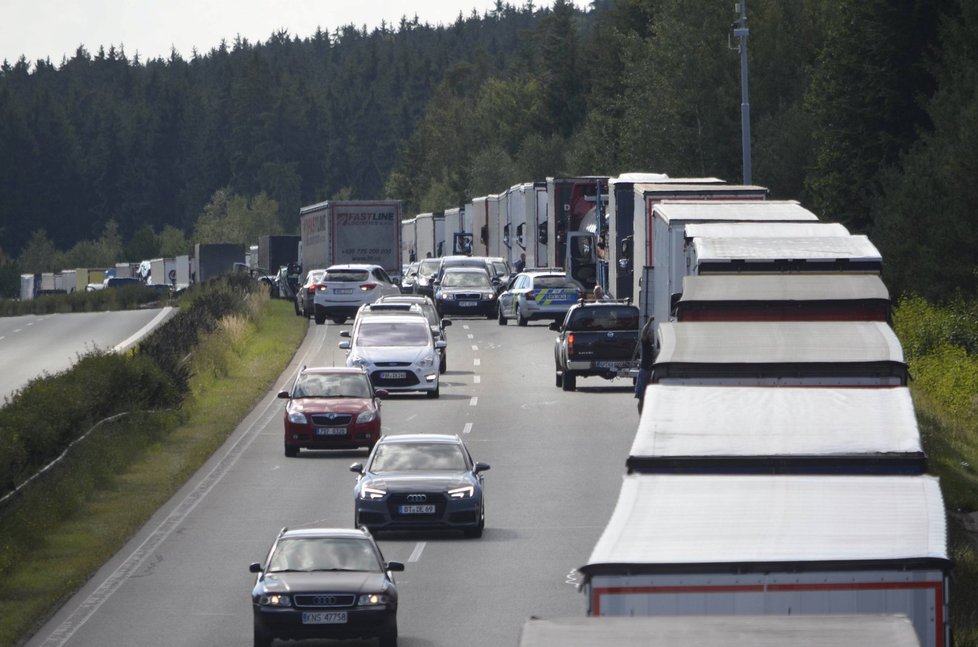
[25,315,638,647]
[0,308,175,403]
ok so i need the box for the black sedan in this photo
[351,434,490,538]
[250,526,403,647]
[433,267,498,318]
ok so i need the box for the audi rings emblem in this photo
[406,494,427,503]
[313,595,338,605]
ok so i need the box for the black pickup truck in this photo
[550,301,641,391]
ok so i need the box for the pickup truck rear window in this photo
[567,307,640,331]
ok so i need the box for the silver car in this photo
[350,434,489,538]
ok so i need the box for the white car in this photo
[313,264,401,325]
[497,272,584,326]
[339,312,446,398]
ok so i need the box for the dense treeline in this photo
[1,0,976,300]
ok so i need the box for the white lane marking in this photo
[474,358,481,366]
[471,345,478,351]
[405,414,417,422]
[408,542,426,562]
[473,375,481,384]
[462,422,473,434]
[469,397,478,406]
[38,385,284,646]
[0,336,5,341]
[113,307,176,352]
[13,328,22,333]
[462,325,470,330]
[26,322,33,326]
[467,334,474,339]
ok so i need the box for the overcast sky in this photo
[3,0,588,66]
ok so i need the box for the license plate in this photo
[458,301,477,307]
[596,361,632,369]
[380,371,407,379]
[399,504,436,514]
[316,427,347,436]
[302,611,348,625]
[333,288,353,294]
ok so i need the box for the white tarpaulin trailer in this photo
[580,474,949,647]
[519,615,922,647]
[652,321,907,386]
[683,221,850,240]
[689,235,883,274]
[628,385,924,474]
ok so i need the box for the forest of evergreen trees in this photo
[1,0,975,301]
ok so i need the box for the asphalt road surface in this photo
[0,308,175,403]
[25,315,638,647]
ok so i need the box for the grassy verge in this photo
[0,298,306,646]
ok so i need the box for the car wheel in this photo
[464,516,485,539]
[426,384,440,399]
[555,371,563,388]
[439,354,447,374]
[562,371,576,391]
[379,622,398,647]
[485,305,496,320]
[293,300,301,316]
[331,316,347,324]
[253,623,273,647]
[517,308,528,327]
[284,444,299,458]
[497,306,507,325]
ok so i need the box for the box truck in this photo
[299,200,401,276]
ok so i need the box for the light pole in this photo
[732,1,752,185]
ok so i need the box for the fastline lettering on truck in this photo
[335,212,396,225]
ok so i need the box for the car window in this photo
[373,268,393,283]
[294,374,371,398]
[268,537,380,573]
[369,443,468,472]
[567,307,640,331]
[418,259,441,276]
[535,277,579,289]
[442,272,491,288]
[324,269,369,282]
[356,321,430,346]
[492,261,508,275]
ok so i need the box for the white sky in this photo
[3,0,588,66]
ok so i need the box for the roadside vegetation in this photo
[893,295,978,644]
[0,277,306,645]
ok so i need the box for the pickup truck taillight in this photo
[567,333,574,355]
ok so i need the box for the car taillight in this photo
[360,283,378,291]
[307,285,317,295]
[317,284,327,291]
[568,333,574,354]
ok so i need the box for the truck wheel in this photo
[562,372,576,391]
[517,309,528,327]
[555,371,563,388]
[314,312,326,325]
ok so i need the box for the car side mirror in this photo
[491,277,501,285]
[435,340,447,349]
[375,389,389,399]
[386,561,405,572]
[350,463,364,474]
[277,390,290,399]
[441,319,452,327]
[338,341,351,350]
[340,330,351,338]
[474,462,491,473]
[249,562,263,573]
[549,321,562,332]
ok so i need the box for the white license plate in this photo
[302,611,348,625]
[458,301,477,307]
[596,361,632,369]
[316,427,347,436]
[380,371,407,379]
[399,504,436,514]
[333,288,353,294]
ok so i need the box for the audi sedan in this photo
[433,267,498,318]
[278,367,386,457]
[250,526,403,647]
[350,434,490,538]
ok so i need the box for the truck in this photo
[627,385,924,475]
[470,196,490,257]
[299,200,402,276]
[550,300,641,392]
[688,234,883,277]
[519,615,923,647]
[503,182,548,269]
[401,217,416,264]
[413,211,445,260]
[150,257,177,286]
[579,473,950,647]
[485,194,504,258]
[651,320,908,386]
[609,178,767,302]
[674,273,892,322]
[258,235,300,275]
[641,200,817,324]
[193,243,246,283]
[545,176,609,289]
[443,206,474,257]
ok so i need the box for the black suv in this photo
[250,526,403,647]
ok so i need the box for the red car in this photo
[278,367,386,457]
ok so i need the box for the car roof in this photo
[280,527,372,540]
[326,264,383,271]
[443,266,491,273]
[379,295,435,304]
[377,433,462,445]
[357,313,430,325]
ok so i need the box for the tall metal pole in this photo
[733,1,752,185]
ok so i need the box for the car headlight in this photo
[259,594,292,607]
[356,409,378,424]
[440,293,454,300]
[418,353,435,368]
[287,411,307,424]
[349,356,371,369]
[360,486,387,500]
[358,593,393,606]
[481,293,496,301]
[448,485,474,499]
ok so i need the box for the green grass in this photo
[0,299,306,646]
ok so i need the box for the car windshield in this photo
[268,537,380,573]
[369,442,468,472]
[567,307,640,331]
[535,277,579,289]
[356,321,430,346]
[492,261,508,275]
[293,374,371,398]
[442,272,491,288]
[324,269,369,282]
[418,259,441,277]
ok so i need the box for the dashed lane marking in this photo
[474,358,481,366]
[470,397,478,406]
[462,422,473,434]
[408,542,426,562]
[471,345,478,351]
[473,375,481,384]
